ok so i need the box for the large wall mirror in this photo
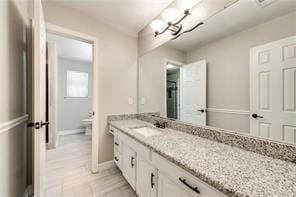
[138,0,296,144]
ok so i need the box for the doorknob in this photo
[252,113,263,119]
[27,122,40,129]
[197,109,206,113]
[40,121,50,128]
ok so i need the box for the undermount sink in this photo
[132,127,162,137]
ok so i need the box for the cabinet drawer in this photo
[118,131,151,161]
[114,150,122,170]
[109,125,118,136]
[114,137,122,153]
[152,152,227,197]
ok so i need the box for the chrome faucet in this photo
[154,120,167,129]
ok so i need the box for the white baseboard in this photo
[58,129,84,136]
[98,160,115,171]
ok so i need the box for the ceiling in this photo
[45,0,175,36]
[47,33,93,62]
[167,0,296,52]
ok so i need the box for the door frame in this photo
[46,42,58,149]
[163,58,184,118]
[45,23,100,173]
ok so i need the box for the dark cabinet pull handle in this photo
[179,178,200,194]
[114,142,119,146]
[252,113,264,119]
[197,109,206,113]
[131,156,135,168]
[110,129,114,133]
[151,173,155,188]
[114,156,119,162]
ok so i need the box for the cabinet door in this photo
[122,144,136,189]
[158,173,192,197]
[114,150,122,170]
[136,156,157,197]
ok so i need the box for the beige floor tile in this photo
[45,185,63,197]
[120,184,138,197]
[45,133,136,197]
[62,183,93,197]
[99,189,123,197]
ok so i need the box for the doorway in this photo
[164,60,183,119]
[164,59,207,126]
[45,32,94,188]
[46,32,93,148]
[44,24,99,176]
[166,63,181,119]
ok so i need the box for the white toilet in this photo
[82,118,92,135]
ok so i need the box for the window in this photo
[67,70,89,98]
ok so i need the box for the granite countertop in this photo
[109,119,296,197]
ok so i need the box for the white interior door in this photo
[250,35,296,143]
[32,0,47,196]
[180,60,207,126]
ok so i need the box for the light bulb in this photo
[162,8,179,22]
[150,20,164,32]
[178,0,202,10]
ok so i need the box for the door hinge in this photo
[27,122,40,130]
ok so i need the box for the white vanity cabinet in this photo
[136,155,157,197]
[152,152,227,197]
[122,144,136,189]
[110,126,123,170]
[158,172,193,197]
[109,124,226,197]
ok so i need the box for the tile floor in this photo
[45,133,137,197]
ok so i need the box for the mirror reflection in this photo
[139,0,296,144]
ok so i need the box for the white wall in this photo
[0,0,29,196]
[57,58,92,132]
[139,46,185,116]
[186,12,296,133]
[43,2,138,163]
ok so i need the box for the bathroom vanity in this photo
[108,0,296,196]
[109,120,226,197]
[108,116,296,197]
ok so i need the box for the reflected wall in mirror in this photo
[138,0,296,144]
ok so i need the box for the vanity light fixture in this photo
[150,0,202,37]
[150,20,165,32]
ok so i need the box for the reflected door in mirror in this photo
[180,60,207,126]
[250,35,296,143]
